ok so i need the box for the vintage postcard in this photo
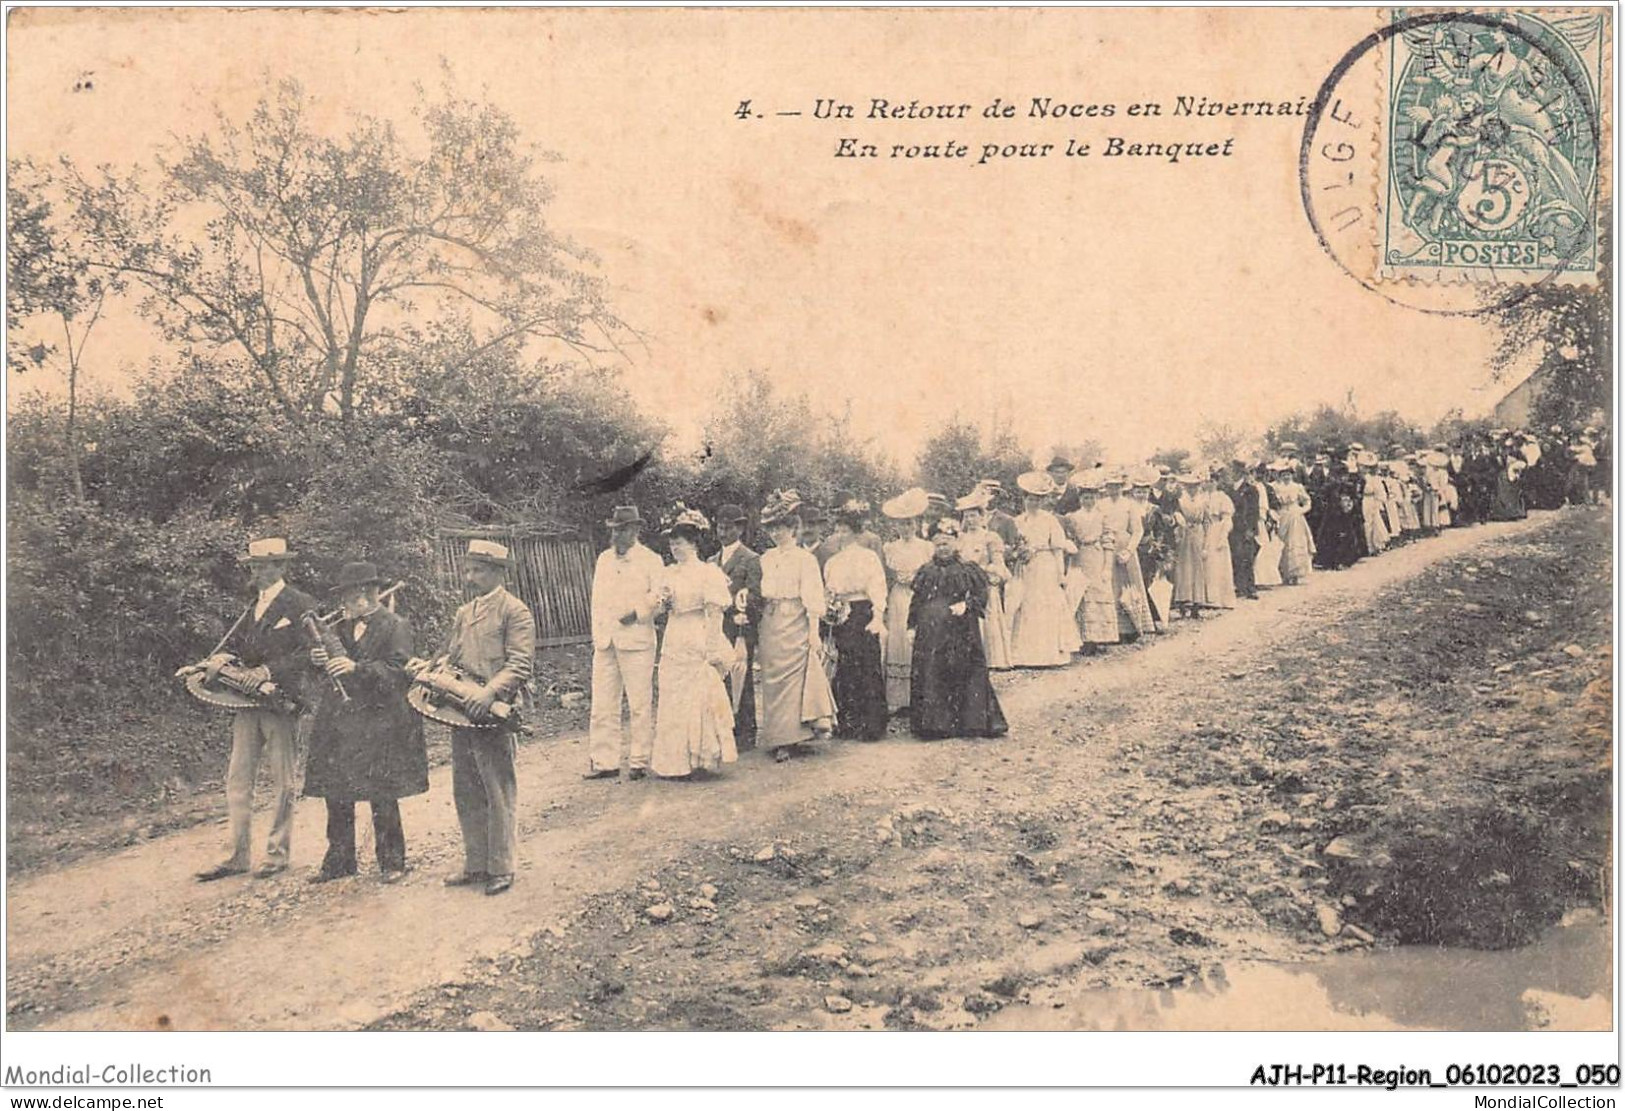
[2,4,1615,1096]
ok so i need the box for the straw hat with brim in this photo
[882,488,931,520]
[465,538,513,567]
[1016,471,1055,497]
[1279,441,1300,454]
[1357,451,1378,467]
[1072,470,1105,492]
[1266,458,1293,471]
[956,490,992,512]
[333,561,383,593]
[1175,473,1202,485]
[1422,451,1449,467]
[1129,465,1160,487]
[239,538,297,564]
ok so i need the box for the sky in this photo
[7,7,1522,467]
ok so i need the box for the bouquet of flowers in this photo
[825,593,852,627]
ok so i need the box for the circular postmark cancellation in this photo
[1300,9,1608,316]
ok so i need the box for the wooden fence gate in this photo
[435,528,595,647]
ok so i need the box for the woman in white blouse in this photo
[823,506,890,740]
[648,509,737,779]
[880,488,934,712]
[1006,472,1078,668]
[755,491,837,762]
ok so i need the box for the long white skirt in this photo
[1009,551,1072,667]
[651,611,737,777]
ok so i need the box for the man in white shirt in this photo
[587,506,664,779]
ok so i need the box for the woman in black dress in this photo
[908,519,1008,741]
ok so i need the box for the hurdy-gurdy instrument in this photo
[407,663,516,730]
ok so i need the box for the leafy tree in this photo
[58,78,631,432]
[1147,447,1192,474]
[1193,421,1247,470]
[916,414,1034,501]
[1428,408,1496,447]
[915,416,983,501]
[1487,225,1612,431]
[1266,405,1425,460]
[695,369,898,527]
[1048,439,1105,470]
[816,402,902,509]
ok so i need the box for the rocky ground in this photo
[6,508,1609,1032]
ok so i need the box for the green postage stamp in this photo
[1381,9,1608,284]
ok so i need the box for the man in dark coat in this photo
[1228,461,1266,600]
[1048,455,1081,515]
[979,480,1021,550]
[1312,451,1364,569]
[712,504,762,750]
[196,537,317,882]
[1463,439,1502,524]
[304,561,428,884]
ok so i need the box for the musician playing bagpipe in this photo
[304,561,428,885]
[406,539,535,897]
[194,538,317,883]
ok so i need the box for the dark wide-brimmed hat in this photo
[716,503,748,525]
[333,560,383,593]
[605,505,644,528]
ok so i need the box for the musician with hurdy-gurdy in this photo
[194,538,316,883]
[303,561,428,884]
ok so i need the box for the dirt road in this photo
[6,509,1610,1031]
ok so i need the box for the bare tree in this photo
[59,77,633,432]
[1194,420,1246,470]
[7,158,120,498]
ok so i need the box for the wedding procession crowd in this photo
[186,421,1607,895]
